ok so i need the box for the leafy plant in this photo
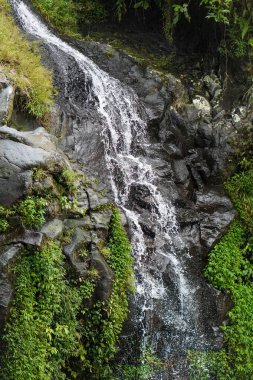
[1,240,82,380]
[76,208,134,378]
[172,3,191,25]
[18,196,47,229]
[0,219,9,233]
[0,206,9,232]
[187,350,233,380]
[205,164,253,378]
[31,0,78,36]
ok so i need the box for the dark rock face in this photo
[38,37,237,369]
[0,244,22,335]
[0,121,115,335]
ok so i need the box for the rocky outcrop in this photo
[38,37,239,360]
[0,82,117,328]
[0,125,67,206]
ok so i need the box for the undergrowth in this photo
[0,207,135,379]
[31,0,79,37]
[1,240,82,380]
[77,208,134,378]
[195,162,253,379]
[0,0,53,117]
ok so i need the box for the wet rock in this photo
[193,95,211,118]
[172,160,190,185]
[195,123,214,148]
[0,126,67,206]
[86,188,109,209]
[92,209,112,232]
[90,250,114,301]
[74,40,170,120]
[0,169,33,207]
[203,74,221,100]
[63,227,92,276]
[64,216,93,230]
[76,190,89,210]
[129,184,153,211]
[41,219,64,239]
[13,230,43,247]
[199,210,235,249]
[0,244,22,330]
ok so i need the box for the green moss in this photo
[0,0,54,117]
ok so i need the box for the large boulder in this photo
[0,126,67,206]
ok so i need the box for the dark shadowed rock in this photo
[90,250,114,301]
[0,244,23,331]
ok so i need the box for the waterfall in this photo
[10,0,203,376]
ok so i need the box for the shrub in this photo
[18,196,47,229]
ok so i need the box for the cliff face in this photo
[0,2,252,378]
[0,72,129,367]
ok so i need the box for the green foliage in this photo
[187,350,234,380]
[0,218,9,232]
[33,168,48,181]
[0,206,9,232]
[59,169,79,194]
[115,0,127,22]
[204,221,246,289]
[226,169,253,232]
[200,0,232,24]
[18,196,47,229]
[1,240,82,380]
[76,0,108,27]
[223,284,253,378]
[172,0,253,57]
[78,208,134,378]
[117,348,169,379]
[172,3,191,25]
[204,163,253,378]
[31,0,79,36]
[0,0,54,117]
[79,279,96,300]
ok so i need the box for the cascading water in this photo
[10,1,209,377]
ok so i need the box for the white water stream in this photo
[10,0,198,372]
